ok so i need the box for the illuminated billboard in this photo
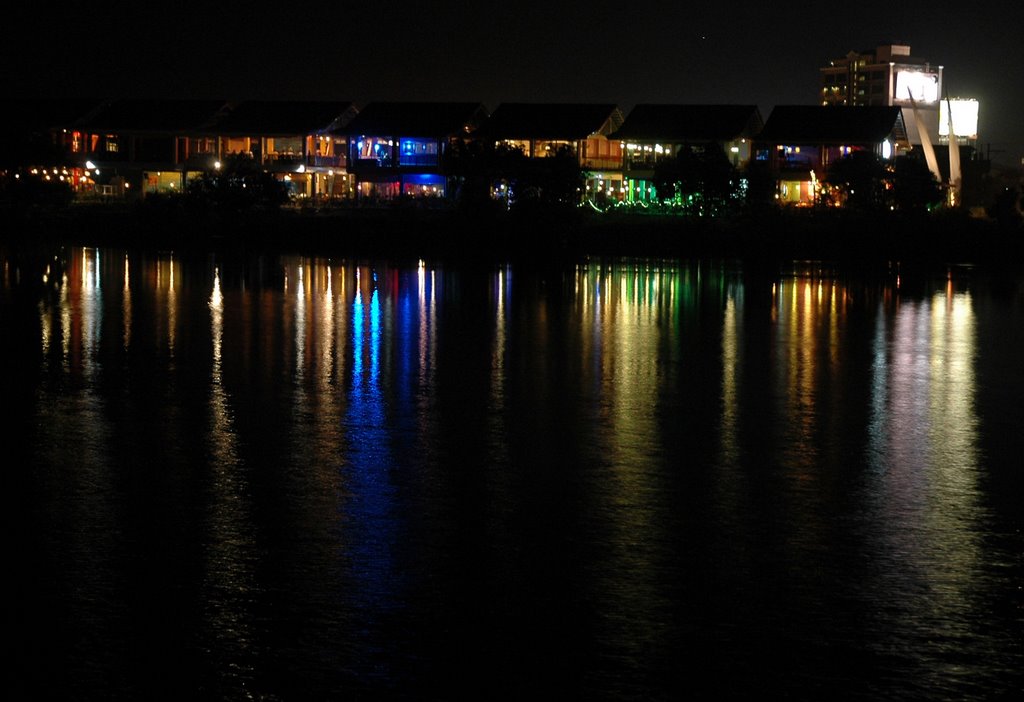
[895,70,939,104]
[940,99,979,138]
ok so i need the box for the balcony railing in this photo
[623,155,661,170]
[264,153,303,165]
[581,157,623,170]
[777,157,815,171]
[183,153,218,169]
[310,155,346,168]
[398,154,439,167]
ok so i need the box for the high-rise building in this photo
[820,44,942,145]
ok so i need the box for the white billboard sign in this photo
[940,99,979,138]
[895,71,940,104]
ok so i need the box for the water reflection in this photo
[864,282,987,685]
[156,254,178,361]
[575,262,679,680]
[719,282,743,466]
[4,246,1019,699]
[346,266,398,618]
[28,247,121,692]
[122,254,131,349]
[203,266,258,694]
[771,276,851,472]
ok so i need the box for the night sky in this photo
[5,1,1022,166]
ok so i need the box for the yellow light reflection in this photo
[772,274,850,475]
[573,260,703,668]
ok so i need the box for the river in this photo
[3,246,1021,700]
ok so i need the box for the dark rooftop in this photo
[335,102,487,137]
[478,103,622,140]
[609,104,763,141]
[758,105,902,143]
[214,101,356,136]
[74,99,227,133]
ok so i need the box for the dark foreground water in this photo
[2,245,1022,700]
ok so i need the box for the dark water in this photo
[2,246,1022,700]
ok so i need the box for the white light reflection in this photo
[210,266,223,373]
[80,249,102,377]
[415,261,438,392]
[204,263,256,682]
[490,265,510,417]
[295,263,307,381]
[866,283,983,648]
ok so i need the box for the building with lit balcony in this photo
[209,101,358,199]
[476,103,624,205]
[335,102,487,199]
[755,105,906,205]
[608,105,763,203]
[66,99,356,197]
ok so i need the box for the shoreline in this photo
[3,202,1022,268]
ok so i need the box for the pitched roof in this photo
[335,102,486,137]
[758,105,902,143]
[610,104,762,141]
[74,99,227,133]
[214,101,356,135]
[478,103,622,140]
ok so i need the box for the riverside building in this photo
[820,44,942,145]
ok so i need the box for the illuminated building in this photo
[755,105,905,205]
[476,103,624,205]
[208,101,358,199]
[66,99,357,198]
[335,102,487,200]
[820,44,942,146]
[607,105,763,203]
[72,99,234,195]
[0,98,104,192]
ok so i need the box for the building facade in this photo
[478,103,624,206]
[609,105,763,203]
[755,105,906,205]
[335,102,487,200]
[820,44,942,146]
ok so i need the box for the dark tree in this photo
[524,145,583,207]
[653,144,738,214]
[742,159,777,209]
[987,186,1023,230]
[652,156,680,203]
[825,151,886,210]
[497,144,582,211]
[444,141,583,213]
[692,143,738,210]
[0,173,73,210]
[890,155,943,211]
[444,138,500,212]
[185,154,290,212]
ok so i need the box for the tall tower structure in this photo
[820,44,942,145]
